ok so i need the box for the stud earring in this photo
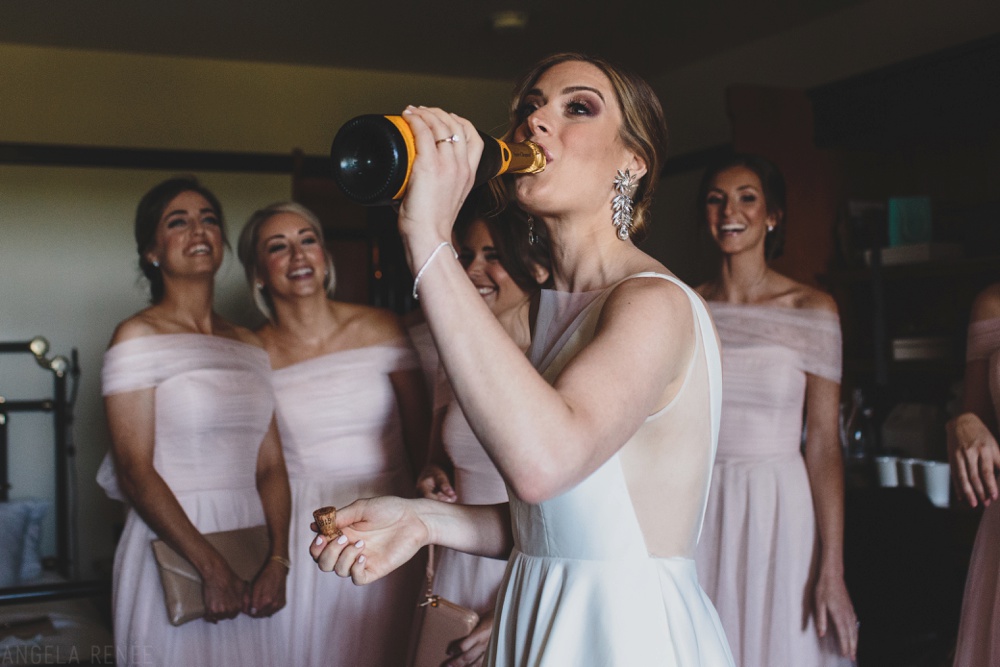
[526,215,538,246]
[767,224,775,233]
[612,169,636,241]
[151,260,160,268]
[254,281,264,291]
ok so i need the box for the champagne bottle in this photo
[330,114,546,206]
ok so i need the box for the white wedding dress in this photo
[486,273,734,666]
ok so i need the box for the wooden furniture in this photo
[292,150,413,312]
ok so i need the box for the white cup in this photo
[896,458,917,487]
[874,456,899,487]
[914,460,951,508]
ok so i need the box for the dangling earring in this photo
[526,215,538,246]
[612,169,637,241]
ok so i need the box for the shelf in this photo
[823,255,1000,284]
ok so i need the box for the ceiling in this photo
[0,0,871,81]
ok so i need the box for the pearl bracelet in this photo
[412,241,458,300]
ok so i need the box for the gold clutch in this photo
[408,546,480,667]
[410,594,480,667]
[150,525,270,626]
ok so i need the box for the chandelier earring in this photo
[612,169,637,241]
[526,215,538,246]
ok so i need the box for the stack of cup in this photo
[872,455,950,507]
[913,460,951,508]
[874,456,899,487]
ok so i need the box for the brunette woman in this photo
[415,205,550,666]
[693,154,858,666]
[99,176,290,666]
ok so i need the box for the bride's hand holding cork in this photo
[310,497,430,585]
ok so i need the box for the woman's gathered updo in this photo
[697,153,788,261]
[134,176,226,303]
[236,201,336,320]
[502,52,669,245]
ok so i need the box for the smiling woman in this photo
[694,154,858,666]
[235,201,430,667]
[98,176,292,666]
[414,202,551,666]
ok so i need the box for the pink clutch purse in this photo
[150,525,270,626]
[408,546,480,667]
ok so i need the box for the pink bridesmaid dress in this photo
[952,316,1000,667]
[430,373,509,617]
[695,303,853,667]
[270,340,423,667]
[98,334,280,667]
[406,319,439,402]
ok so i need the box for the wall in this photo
[0,44,513,151]
[0,44,513,578]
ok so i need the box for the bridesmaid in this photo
[948,283,1000,667]
[236,201,430,667]
[99,176,291,666]
[693,154,858,665]
[416,206,550,666]
[403,306,438,401]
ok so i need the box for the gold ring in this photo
[435,134,461,145]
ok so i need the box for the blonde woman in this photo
[237,201,429,666]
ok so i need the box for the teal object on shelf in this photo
[887,196,932,246]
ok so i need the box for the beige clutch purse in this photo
[150,524,270,626]
[409,546,480,667]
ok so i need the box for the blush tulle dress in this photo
[269,340,423,667]
[485,273,734,666]
[406,319,439,401]
[431,374,509,617]
[97,334,281,667]
[952,316,1000,667]
[695,303,853,667]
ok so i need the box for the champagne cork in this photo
[313,506,340,538]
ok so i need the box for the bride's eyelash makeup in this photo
[566,97,596,116]
[516,92,601,121]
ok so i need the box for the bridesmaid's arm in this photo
[105,388,248,623]
[948,286,1000,506]
[803,373,857,660]
[248,417,291,618]
[390,367,433,484]
[416,404,458,502]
